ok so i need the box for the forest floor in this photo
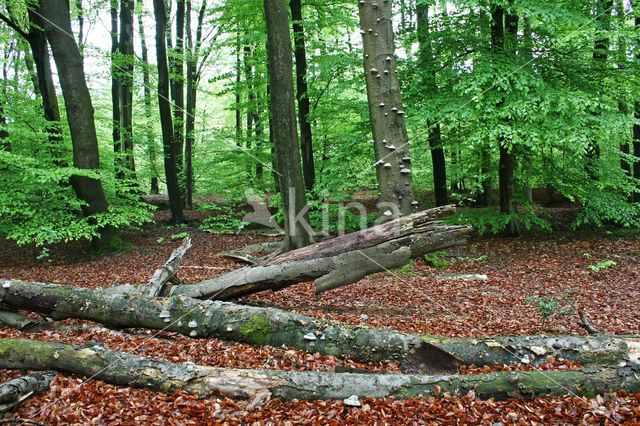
[1,206,640,424]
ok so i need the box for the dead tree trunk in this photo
[169,205,471,299]
[0,279,636,366]
[0,371,55,414]
[0,338,638,401]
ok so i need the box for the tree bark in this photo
[634,9,640,203]
[2,274,636,368]
[184,0,206,210]
[171,0,186,172]
[359,0,415,216]
[0,371,55,414]
[0,8,68,163]
[110,0,122,178]
[145,237,191,297]
[153,0,184,224]
[1,339,638,401]
[137,0,160,194]
[416,4,448,207]
[290,0,315,192]
[119,0,136,176]
[38,0,112,248]
[493,6,519,236]
[586,0,613,181]
[170,206,470,298]
[264,0,311,251]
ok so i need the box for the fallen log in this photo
[1,279,637,366]
[0,372,55,414]
[0,338,639,401]
[145,237,192,297]
[167,205,472,299]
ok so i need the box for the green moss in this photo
[577,386,597,399]
[239,315,272,345]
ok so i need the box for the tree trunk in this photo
[25,8,65,164]
[39,0,112,248]
[171,0,185,173]
[290,0,315,191]
[1,339,638,401]
[634,10,640,203]
[137,0,159,194]
[359,0,415,216]
[153,0,184,224]
[416,4,448,207]
[0,371,55,414]
[1,276,636,368]
[498,12,519,236]
[110,0,122,178]
[586,0,613,180]
[184,0,206,210]
[264,0,311,250]
[119,0,136,176]
[76,0,84,59]
[170,206,470,298]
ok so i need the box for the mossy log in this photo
[0,371,55,413]
[0,338,639,401]
[1,279,638,366]
[167,205,472,299]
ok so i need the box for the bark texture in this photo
[290,0,315,191]
[145,237,191,297]
[153,0,184,224]
[0,339,638,401]
[416,4,448,207]
[39,0,111,246]
[1,279,637,367]
[0,371,55,413]
[264,0,311,250]
[170,206,471,298]
[359,0,414,215]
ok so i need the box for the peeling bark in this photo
[0,339,638,401]
[0,279,636,366]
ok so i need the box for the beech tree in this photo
[38,0,112,247]
[290,0,315,191]
[263,0,311,250]
[416,2,447,207]
[359,0,415,217]
[153,0,184,224]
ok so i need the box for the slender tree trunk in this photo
[235,34,242,146]
[153,0,184,224]
[498,10,519,236]
[264,0,311,250]
[416,4,448,207]
[184,0,206,209]
[0,47,10,151]
[26,9,65,164]
[290,0,315,191]
[586,0,613,180]
[633,7,640,202]
[616,0,631,177]
[137,0,160,194]
[171,0,185,173]
[110,0,122,178]
[76,0,84,61]
[38,0,112,247]
[359,0,415,216]
[120,0,136,176]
